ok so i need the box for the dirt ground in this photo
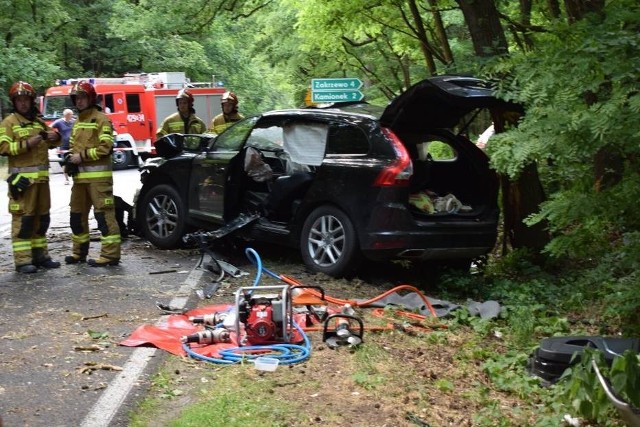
[127,242,537,427]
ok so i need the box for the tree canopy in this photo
[2,0,638,299]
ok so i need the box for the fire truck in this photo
[41,72,226,169]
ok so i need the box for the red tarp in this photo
[120,303,311,357]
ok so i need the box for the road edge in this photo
[80,260,207,427]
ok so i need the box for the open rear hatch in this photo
[380,75,523,219]
[379,75,522,132]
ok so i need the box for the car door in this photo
[188,117,258,224]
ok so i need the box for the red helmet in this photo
[9,81,36,107]
[70,80,97,106]
[221,91,238,106]
[176,88,194,108]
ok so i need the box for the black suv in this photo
[133,75,520,277]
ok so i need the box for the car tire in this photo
[112,142,132,170]
[139,184,186,249]
[300,205,360,277]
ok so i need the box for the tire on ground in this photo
[299,205,360,277]
[139,184,186,249]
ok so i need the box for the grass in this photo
[127,252,635,427]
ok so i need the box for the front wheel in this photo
[112,142,133,170]
[300,205,360,277]
[139,184,186,248]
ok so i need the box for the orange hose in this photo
[284,274,439,318]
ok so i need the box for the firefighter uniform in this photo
[67,106,121,265]
[156,112,206,138]
[208,91,244,135]
[209,111,244,135]
[0,112,60,271]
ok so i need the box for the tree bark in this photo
[456,0,508,57]
[565,0,605,23]
[428,0,454,65]
[457,0,550,256]
[407,0,437,74]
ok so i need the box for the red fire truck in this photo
[41,72,226,169]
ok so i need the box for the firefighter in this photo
[208,91,244,135]
[156,88,207,138]
[0,81,62,273]
[64,80,121,267]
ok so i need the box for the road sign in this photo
[311,90,364,103]
[312,78,362,91]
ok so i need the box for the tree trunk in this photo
[457,0,550,256]
[565,0,605,23]
[547,0,561,19]
[428,0,454,65]
[565,1,617,192]
[407,0,437,74]
[456,0,508,57]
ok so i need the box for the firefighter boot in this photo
[66,241,89,264]
[65,255,86,264]
[88,257,120,267]
[16,264,37,274]
[36,258,61,269]
[33,249,61,269]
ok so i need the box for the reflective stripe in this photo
[32,237,47,249]
[78,165,111,172]
[12,241,32,252]
[12,171,49,179]
[9,141,19,156]
[10,165,48,173]
[101,234,122,245]
[88,147,99,160]
[75,171,113,179]
[75,122,99,130]
[72,233,91,244]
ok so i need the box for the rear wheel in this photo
[139,184,186,248]
[112,142,133,170]
[300,205,360,277]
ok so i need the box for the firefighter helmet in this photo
[176,88,194,108]
[221,91,238,106]
[9,81,36,101]
[70,80,97,106]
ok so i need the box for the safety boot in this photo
[88,257,120,267]
[16,264,37,274]
[65,255,86,264]
[35,258,61,269]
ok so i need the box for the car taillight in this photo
[374,128,412,187]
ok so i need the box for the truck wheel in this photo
[112,143,132,170]
[140,184,186,249]
[300,205,360,277]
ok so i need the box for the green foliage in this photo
[563,348,640,424]
[486,0,640,263]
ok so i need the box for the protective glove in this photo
[7,173,32,200]
[62,153,79,177]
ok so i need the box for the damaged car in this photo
[132,75,522,277]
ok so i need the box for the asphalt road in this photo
[0,167,212,427]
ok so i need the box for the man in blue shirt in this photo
[51,109,75,184]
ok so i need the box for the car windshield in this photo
[214,116,259,151]
[42,95,76,120]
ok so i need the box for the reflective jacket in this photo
[156,112,206,138]
[208,112,244,135]
[0,112,59,183]
[68,107,114,184]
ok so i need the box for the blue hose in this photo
[182,321,311,365]
[182,248,312,366]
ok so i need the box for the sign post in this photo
[311,78,363,103]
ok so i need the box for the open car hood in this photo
[379,75,523,132]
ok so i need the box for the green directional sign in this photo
[312,78,363,91]
[311,90,364,103]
